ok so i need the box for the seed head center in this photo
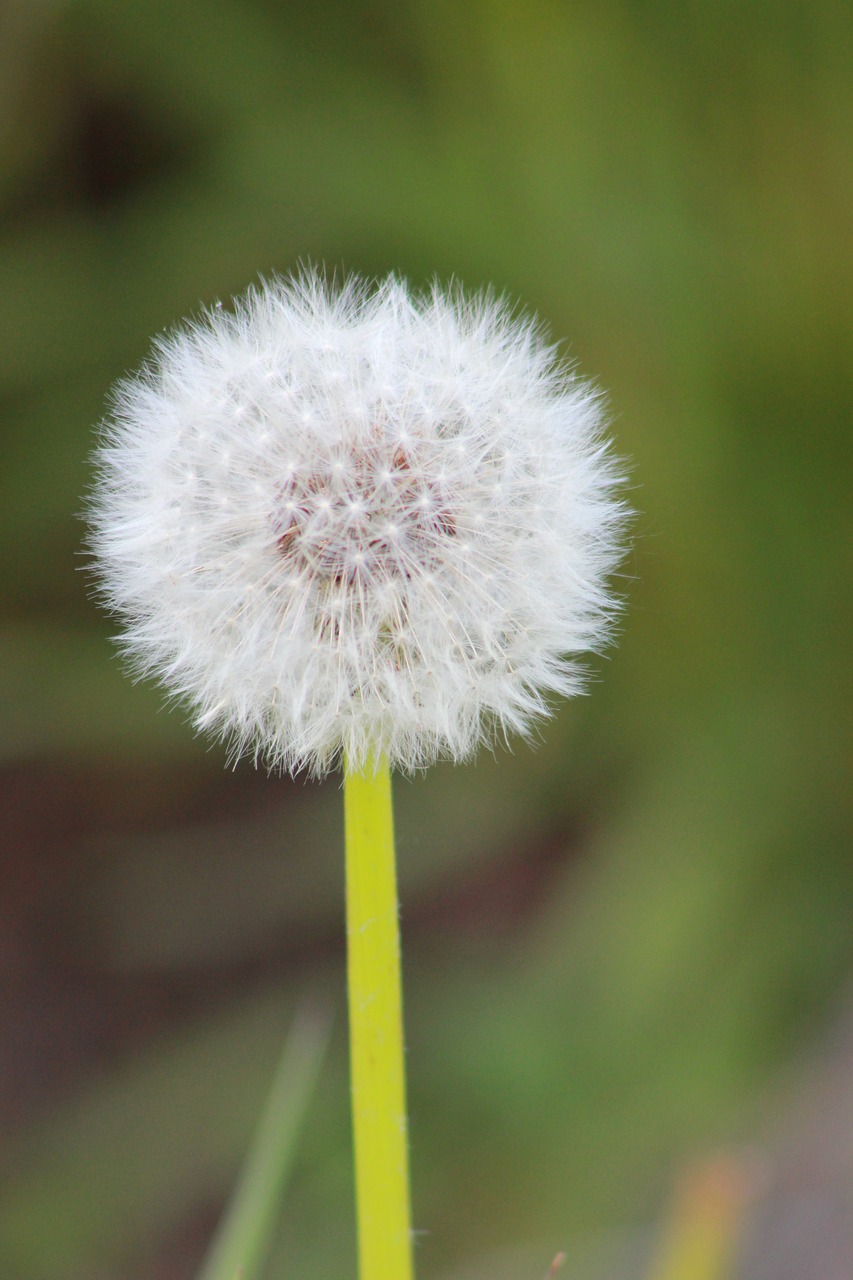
[272,442,455,587]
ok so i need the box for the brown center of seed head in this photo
[272,441,456,590]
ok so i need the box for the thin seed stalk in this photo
[344,756,414,1280]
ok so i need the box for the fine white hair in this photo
[88,269,628,776]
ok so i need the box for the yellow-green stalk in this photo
[649,1155,748,1280]
[344,756,414,1280]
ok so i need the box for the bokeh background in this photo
[1,2,852,1278]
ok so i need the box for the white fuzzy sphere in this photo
[88,271,627,776]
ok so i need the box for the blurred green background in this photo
[1,1,851,1277]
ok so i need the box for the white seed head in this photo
[87,270,628,776]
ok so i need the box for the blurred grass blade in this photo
[198,1004,331,1280]
[647,1153,754,1280]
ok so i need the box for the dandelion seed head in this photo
[87,269,628,775]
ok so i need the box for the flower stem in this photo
[344,756,414,1280]
[648,1155,750,1280]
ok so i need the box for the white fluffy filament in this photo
[88,270,628,776]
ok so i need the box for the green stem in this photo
[197,1006,330,1280]
[344,756,414,1280]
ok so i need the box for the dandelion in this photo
[88,271,625,778]
[87,268,628,1280]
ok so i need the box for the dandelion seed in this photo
[87,268,628,776]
